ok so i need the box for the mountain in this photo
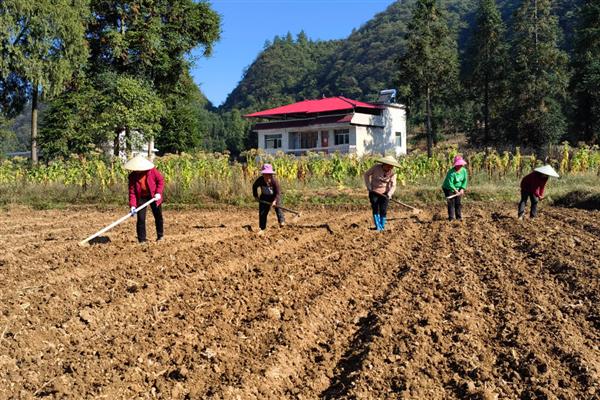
[221,0,582,112]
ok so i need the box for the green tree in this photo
[157,72,210,154]
[95,73,166,156]
[87,0,220,93]
[571,0,600,143]
[0,0,89,163]
[39,80,106,159]
[509,0,570,148]
[40,73,165,158]
[465,0,510,144]
[397,0,460,157]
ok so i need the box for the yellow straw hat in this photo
[376,155,400,168]
[123,155,154,171]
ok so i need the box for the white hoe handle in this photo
[446,193,462,200]
[79,198,157,246]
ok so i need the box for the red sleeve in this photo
[128,174,137,208]
[535,175,548,198]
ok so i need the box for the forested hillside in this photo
[1,0,595,159]
[222,0,581,110]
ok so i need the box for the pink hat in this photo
[453,155,467,167]
[261,164,275,174]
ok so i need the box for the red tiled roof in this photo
[253,114,353,130]
[244,96,381,118]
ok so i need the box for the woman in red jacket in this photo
[124,155,165,242]
[518,165,559,220]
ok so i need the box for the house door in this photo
[321,131,329,148]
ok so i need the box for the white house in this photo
[244,91,406,157]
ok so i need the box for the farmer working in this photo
[364,155,399,231]
[252,164,285,234]
[442,155,468,221]
[125,155,165,242]
[518,165,559,220]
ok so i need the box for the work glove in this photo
[154,193,161,200]
[130,206,137,216]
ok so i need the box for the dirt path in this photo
[0,204,598,399]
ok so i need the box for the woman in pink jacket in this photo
[124,155,165,242]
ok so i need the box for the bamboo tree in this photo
[571,0,600,143]
[509,0,570,148]
[0,0,89,164]
[397,0,460,157]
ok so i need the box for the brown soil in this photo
[0,203,598,399]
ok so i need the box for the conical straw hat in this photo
[534,165,559,178]
[124,155,154,171]
[376,155,400,167]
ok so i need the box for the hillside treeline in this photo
[1,0,598,160]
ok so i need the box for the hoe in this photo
[78,198,156,246]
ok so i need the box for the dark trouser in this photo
[518,192,539,218]
[259,195,285,230]
[443,188,462,220]
[369,191,389,218]
[136,197,164,242]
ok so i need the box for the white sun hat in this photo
[376,155,400,168]
[123,155,155,171]
[534,165,559,178]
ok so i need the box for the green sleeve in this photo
[443,169,457,191]
[460,169,468,190]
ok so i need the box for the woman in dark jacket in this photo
[125,155,165,242]
[252,164,285,234]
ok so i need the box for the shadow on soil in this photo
[554,190,600,210]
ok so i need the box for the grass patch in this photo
[2,172,599,210]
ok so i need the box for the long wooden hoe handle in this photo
[390,197,421,212]
[258,200,301,216]
[78,197,157,246]
[446,193,462,200]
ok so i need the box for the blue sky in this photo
[191,0,397,106]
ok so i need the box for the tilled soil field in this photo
[0,203,598,399]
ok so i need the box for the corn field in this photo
[1,144,599,198]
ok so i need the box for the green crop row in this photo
[1,144,599,190]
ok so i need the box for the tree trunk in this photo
[148,137,154,159]
[484,77,490,144]
[113,132,120,158]
[125,127,132,157]
[426,86,433,158]
[31,84,39,164]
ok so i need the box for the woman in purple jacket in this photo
[252,164,285,234]
[125,155,165,242]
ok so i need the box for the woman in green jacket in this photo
[442,155,468,221]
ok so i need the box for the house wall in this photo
[255,106,406,156]
[257,123,357,155]
[353,104,406,156]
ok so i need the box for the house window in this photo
[300,131,318,149]
[334,129,349,145]
[289,131,318,149]
[265,134,282,149]
[395,131,402,147]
